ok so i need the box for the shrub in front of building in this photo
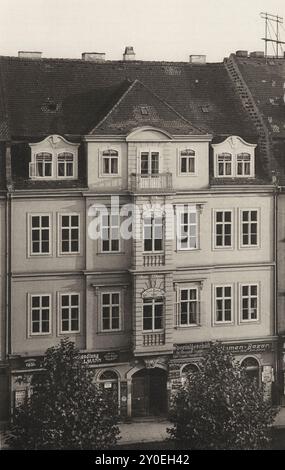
[167,342,278,450]
[5,338,120,449]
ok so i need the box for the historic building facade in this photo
[0,49,280,420]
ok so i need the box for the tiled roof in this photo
[232,55,285,138]
[0,56,257,141]
[91,79,205,135]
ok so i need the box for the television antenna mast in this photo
[260,12,285,58]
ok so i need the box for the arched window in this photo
[57,152,74,178]
[241,357,260,384]
[180,149,195,174]
[102,149,119,175]
[98,370,118,382]
[217,153,232,176]
[181,363,200,384]
[35,152,52,177]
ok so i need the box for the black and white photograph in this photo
[0,0,285,457]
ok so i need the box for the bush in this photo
[168,342,278,450]
[6,338,120,449]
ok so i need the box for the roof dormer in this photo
[211,136,257,178]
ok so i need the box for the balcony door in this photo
[131,368,167,417]
[140,152,159,176]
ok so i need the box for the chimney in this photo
[123,46,135,61]
[189,55,206,64]
[82,52,106,62]
[249,51,264,58]
[18,51,42,59]
[236,50,248,57]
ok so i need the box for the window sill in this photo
[97,251,125,256]
[97,330,124,335]
[175,324,201,329]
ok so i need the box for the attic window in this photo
[201,105,210,113]
[41,99,61,114]
[140,106,149,115]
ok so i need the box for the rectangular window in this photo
[59,214,80,254]
[180,149,195,174]
[143,215,163,252]
[143,297,163,331]
[215,286,232,323]
[30,215,51,255]
[237,153,251,176]
[101,213,120,252]
[101,292,120,331]
[241,210,258,247]
[179,288,199,326]
[35,153,52,177]
[30,294,51,335]
[217,154,232,176]
[177,207,198,250]
[141,152,159,175]
[215,211,232,248]
[102,150,119,175]
[57,153,74,178]
[240,284,258,322]
[60,293,80,333]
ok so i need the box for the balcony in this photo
[130,173,172,192]
[143,253,165,267]
[142,331,165,347]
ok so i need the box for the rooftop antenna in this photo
[260,12,285,59]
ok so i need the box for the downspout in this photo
[5,142,12,358]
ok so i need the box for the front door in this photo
[131,368,167,417]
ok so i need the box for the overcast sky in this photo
[0,0,284,62]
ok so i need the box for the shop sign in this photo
[11,349,131,371]
[174,341,274,358]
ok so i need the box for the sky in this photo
[0,0,285,62]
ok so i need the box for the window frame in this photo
[100,149,120,177]
[58,213,80,256]
[58,292,80,334]
[29,293,52,336]
[34,152,53,179]
[213,284,234,325]
[28,213,52,257]
[100,212,121,254]
[239,208,260,249]
[143,213,164,253]
[214,152,255,178]
[213,209,233,250]
[177,286,200,327]
[178,149,196,176]
[56,152,76,179]
[216,153,233,177]
[239,283,259,323]
[100,291,121,332]
[140,151,160,176]
[176,205,199,251]
[142,297,164,332]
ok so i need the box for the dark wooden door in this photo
[0,372,9,421]
[132,376,149,416]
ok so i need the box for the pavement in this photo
[118,418,171,446]
[273,407,285,429]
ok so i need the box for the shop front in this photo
[169,339,278,402]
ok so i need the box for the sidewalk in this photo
[118,419,171,446]
[273,407,285,429]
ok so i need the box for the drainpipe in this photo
[5,142,12,358]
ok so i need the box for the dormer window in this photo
[217,153,232,176]
[35,153,53,178]
[57,152,74,178]
[237,153,251,176]
[212,136,256,179]
[180,149,196,175]
[102,149,119,175]
[29,135,79,180]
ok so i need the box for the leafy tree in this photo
[168,342,278,450]
[6,338,120,449]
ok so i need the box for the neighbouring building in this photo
[0,48,279,421]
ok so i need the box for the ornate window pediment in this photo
[29,135,79,180]
[212,136,256,178]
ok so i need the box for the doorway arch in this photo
[131,367,167,417]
